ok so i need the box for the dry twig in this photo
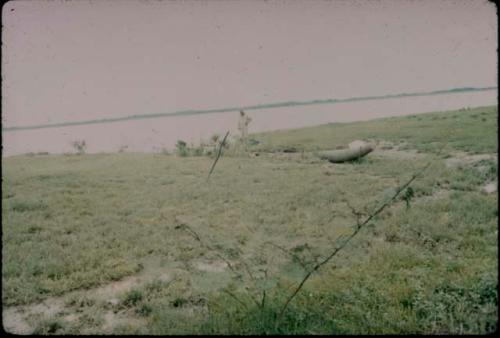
[207,131,230,180]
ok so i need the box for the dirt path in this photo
[2,259,172,335]
[2,254,231,334]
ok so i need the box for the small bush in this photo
[211,134,220,143]
[72,140,87,155]
[123,289,143,307]
[176,140,187,149]
[193,144,205,156]
[175,139,215,157]
[176,140,189,157]
[33,318,66,334]
[136,303,153,316]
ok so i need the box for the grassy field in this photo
[2,105,498,334]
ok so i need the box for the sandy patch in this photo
[100,310,147,334]
[93,276,143,301]
[482,181,498,194]
[2,260,173,335]
[445,152,497,169]
[372,147,425,160]
[2,307,33,335]
[2,297,64,335]
[194,260,227,273]
[62,313,79,323]
[414,189,452,203]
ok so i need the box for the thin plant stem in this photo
[207,131,230,180]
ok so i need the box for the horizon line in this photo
[3,86,497,132]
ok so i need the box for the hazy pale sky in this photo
[2,0,497,127]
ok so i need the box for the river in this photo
[2,90,497,157]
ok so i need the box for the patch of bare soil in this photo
[444,152,498,194]
[2,259,173,335]
[444,152,498,169]
[2,307,35,335]
[414,189,452,203]
[482,181,498,194]
[100,309,148,334]
[194,260,228,273]
[372,146,425,160]
[2,298,65,335]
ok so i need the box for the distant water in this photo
[2,90,497,157]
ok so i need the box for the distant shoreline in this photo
[3,86,497,132]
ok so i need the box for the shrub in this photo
[136,303,153,316]
[72,140,87,155]
[123,289,143,307]
[175,139,217,157]
[33,319,66,334]
[176,140,189,157]
[193,144,205,156]
[210,134,220,144]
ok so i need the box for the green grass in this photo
[2,105,497,334]
[252,105,498,154]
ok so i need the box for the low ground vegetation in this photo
[2,105,497,334]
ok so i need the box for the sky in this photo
[2,0,497,128]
